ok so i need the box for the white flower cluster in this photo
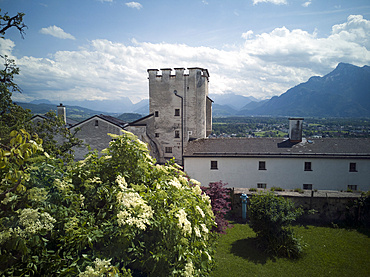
[116,176,153,230]
[189,179,201,186]
[176,209,192,236]
[170,178,183,190]
[0,228,12,244]
[14,208,56,238]
[183,260,194,277]
[79,258,114,277]
[196,206,205,218]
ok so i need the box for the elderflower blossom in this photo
[116,184,154,230]
[169,178,182,190]
[201,193,211,205]
[176,209,192,236]
[0,229,13,244]
[116,175,128,190]
[196,206,205,218]
[79,258,114,277]
[184,260,194,277]
[200,223,209,234]
[54,178,73,193]
[194,226,201,237]
[178,176,188,186]
[189,179,201,186]
[117,204,153,230]
[16,208,56,238]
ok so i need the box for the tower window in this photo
[259,161,266,170]
[155,111,159,117]
[175,130,180,138]
[175,109,180,116]
[349,163,357,172]
[155,133,159,137]
[304,162,312,171]
[165,147,172,153]
[211,161,218,170]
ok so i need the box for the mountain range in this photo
[18,62,370,119]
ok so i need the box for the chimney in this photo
[57,103,66,124]
[289,118,303,142]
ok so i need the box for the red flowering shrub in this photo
[202,181,232,234]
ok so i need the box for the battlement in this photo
[147,67,209,80]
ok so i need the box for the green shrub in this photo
[294,188,304,193]
[0,130,216,276]
[249,188,257,192]
[247,192,304,258]
[270,186,284,192]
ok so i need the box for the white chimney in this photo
[57,103,66,124]
[289,118,303,142]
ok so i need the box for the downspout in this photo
[174,90,184,166]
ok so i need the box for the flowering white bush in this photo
[0,130,216,276]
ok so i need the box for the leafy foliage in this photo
[28,111,85,163]
[202,181,232,234]
[248,192,304,258]
[0,130,216,276]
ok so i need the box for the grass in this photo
[211,223,370,277]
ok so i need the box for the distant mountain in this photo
[212,104,238,116]
[238,63,370,117]
[29,99,55,105]
[116,113,143,122]
[209,93,259,110]
[17,102,109,122]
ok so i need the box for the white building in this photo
[184,118,370,191]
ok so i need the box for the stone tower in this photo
[146,67,213,165]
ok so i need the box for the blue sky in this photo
[1,0,370,104]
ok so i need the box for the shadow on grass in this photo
[230,237,276,264]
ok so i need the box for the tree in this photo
[28,111,85,163]
[0,10,31,145]
[248,192,304,258]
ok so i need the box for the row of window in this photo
[154,109,180,117]
[211,161,358,172]
[256,183,358,191]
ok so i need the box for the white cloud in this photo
[39,26,76,40]
[202,0,209,4]
[302,1,311,7]
[252,0,287,5]
[8,15,370,104]
[125,2,143,9]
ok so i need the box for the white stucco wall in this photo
[184,157,370,191]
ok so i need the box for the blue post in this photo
[240,193,248,220]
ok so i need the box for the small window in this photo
[210,161,218,170]
[175,109,180,116]
[257,183,266,189]
[95,120,99,126]
[349,163,357,172]
[155,111,159,117]
[165,147,172,153]
[259,161,266,170]
[303,184,313,190]
[155,133,159,137]
[348,185,358,191]
[175,130,180,138]
[304,162,312,171]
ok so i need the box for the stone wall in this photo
[230,188,364,224]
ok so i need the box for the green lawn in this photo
[212,223,370,277]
